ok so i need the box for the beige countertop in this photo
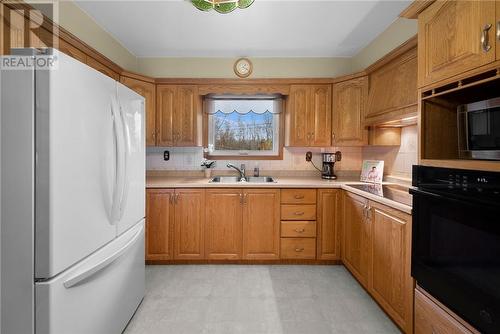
[146,175,412,214]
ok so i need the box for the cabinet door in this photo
[418,0,496,87]
[156,85,176,146]
[288,85,310,146]
[332,76,368,146]
[309,85,332,147]
[175,85,199,146]
[146,189,174,261]
[317,189,341,260]
[368,201,414,334]
[2,5,26,54]
[174,189,205,260]
[342,191,370,286]
[205,189,243,259]
[120,76,156,146]
[242,189,280,260]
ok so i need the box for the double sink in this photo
[209,176,276,183]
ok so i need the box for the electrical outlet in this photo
[305,151,312,162]
[163,151,170,161]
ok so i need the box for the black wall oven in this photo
[411,166,500,334]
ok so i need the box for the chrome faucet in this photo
[227,163,246,181]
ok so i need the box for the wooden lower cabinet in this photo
[317,189,341,260]
[174,189,205,260]
[146,189,174,261]
[342,191,370,286]
[242,189,280,260]
[415,289,476,334]
[205,189,243,259]
[368,201,413,334]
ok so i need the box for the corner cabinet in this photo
[156,84,200,147]
[287,84,332,147]
[418,0,497,87]
[317,189,341,260]
[120,75,157,146]
[342,191,370,286]
[332,76,368,146]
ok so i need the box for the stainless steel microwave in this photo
[458,97,500,160]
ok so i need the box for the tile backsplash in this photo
[146,125,418,179]
[362,125,418,179]
[146,147,362,173]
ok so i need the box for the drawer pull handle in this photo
[294,228,305,233]
[295,247,305,252]
[294,195,305,199]
[294,211,305,216]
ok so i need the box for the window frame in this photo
[203,97,284,160]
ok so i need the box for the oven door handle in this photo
[409,188,444,199]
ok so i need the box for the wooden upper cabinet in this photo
[174,189,205,260]
[332,76,368,146]
[156,85,176,146]
[365,45,418,125]
[242,189,280,260]
[175,85,199,146]
[368,201,414,334]
[317,189,341,260]
[205,189,243,259]
[86,57,120,81]
[418,0,496,87]
[288,85,310,146]
[288,84,332,147]
[156,85,199,147]
[309,85,332,146]
[342,191,370,286]
[146,189,174,261]
[120,75,156,146]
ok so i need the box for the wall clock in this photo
[234,58,253,78]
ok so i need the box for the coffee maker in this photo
[321,152,342,180]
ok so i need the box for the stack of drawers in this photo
[280,189,317,259]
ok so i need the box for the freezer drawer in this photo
[35,220,145,334]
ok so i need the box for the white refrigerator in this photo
[1,49,145,334]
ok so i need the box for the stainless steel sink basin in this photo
[209,176,276,183]
[246,176,276,183]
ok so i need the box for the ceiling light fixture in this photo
[192,0,254,13]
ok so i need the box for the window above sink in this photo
[204,94,283,160]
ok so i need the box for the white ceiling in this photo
[75,0,411,58]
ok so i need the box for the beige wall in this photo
[351,18,417,72]
[137,57,353,78]
[57,0,138,71]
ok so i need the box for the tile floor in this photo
[124,265,401,334]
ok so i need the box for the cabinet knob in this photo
[497,21,500,41]
[294,228,305,233]
[294,248,305,252]
[294,211,305,216]
[294,194,305,199]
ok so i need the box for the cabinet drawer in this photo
[281,205,316,220]
[280,238,316,259]
[281,189,317,204]
[281,221,316,238]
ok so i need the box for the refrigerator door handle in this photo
[63,224,144,289]
[117,102,131,221]
[110,96,125,224]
